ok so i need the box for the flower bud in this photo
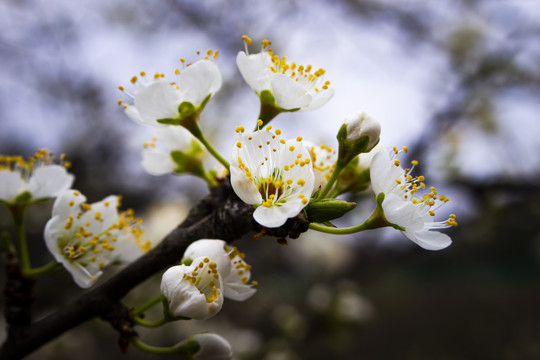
[160,257,224,320]
[184,333,233,360]
[305,198,356,223]
[336,111,381,167]
[343,111,381,150]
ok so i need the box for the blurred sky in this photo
[1,0,539,190]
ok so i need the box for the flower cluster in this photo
[45,190,151,287]
[161,239,256,320]
[0,149,74,205]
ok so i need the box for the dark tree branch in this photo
[0,179,308,359]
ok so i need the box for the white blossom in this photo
[141,126,203,176]
[0,150,73,204]
[161,257,224,320]
[183,239,256,301]
[44,190,151,288]
[230,127,315,228]
[120,59,222,127]
[236,37,334,112]
[304,141,337,191]
[370,149,457,250]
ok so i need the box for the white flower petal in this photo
[124,105,146,126]
[134,79,182,125]
[178,60,222,106]
[253,203,301,228]
[382,193,423,231]
[184,239,231,275]
[370,151,404,196]
[0,171,24,202]
[270,74,312,110]
[141,149,176,175]
[154,126,194,151]
[27,165,74,200]
[303,87,335,111]
[236,52,272,93]
[405,229,452,251]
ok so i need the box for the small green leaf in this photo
[157,118,181,125]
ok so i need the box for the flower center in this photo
[183,258,221,303]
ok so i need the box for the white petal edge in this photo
[270,74,311,110]
[0,171,24,202]
[141,149,176,175]
[179,60,222,106]
[28,165,74,200]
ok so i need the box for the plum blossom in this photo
[183,239,257,301]
[230,125,315,228]
[370,148,457,250]
[236,36,334,112]
[161,256,224,320]
[120,57,222,127]
[0,149,74,204]
[141,126,204,176]
[304,142,337,191]
[44,190,151,288]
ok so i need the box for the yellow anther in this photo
[297,179,306,186]
[257,119,263,126]
[174,68,180,75]
[280,139,286,144]
[296,136,303,142]
[130,76,137,84]
[242,35,252,45]
[289,146,295,152]
[402,146,408,153]
[275,129,282,135]
[394,159,400,166]
[286,179,293,185]
[302,198,308,205]
[236,142,242,148]
[284,165,290,171]
[411,160,419,166]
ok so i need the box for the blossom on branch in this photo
[304,142,337,191]
[44,190,151,288]
[141,126,205,176]
[370,148,458,250]
[119,56,222,128]
[183,239,257,301]
[230,126,315,228]
[161,256,224,320]
[0,149,74,205]
[236,36,334,112]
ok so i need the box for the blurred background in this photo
[1,0,540,359]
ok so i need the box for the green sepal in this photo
[178,101,196,119]
[14,191,32,204]
[260,90,276,106]
[162,297,190,322]
[305,198,356,223]
[157,118,181,125]
[180,336,202,357]
[181,257,193,266]
[375,192,406,231]
[197,94,212,113]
